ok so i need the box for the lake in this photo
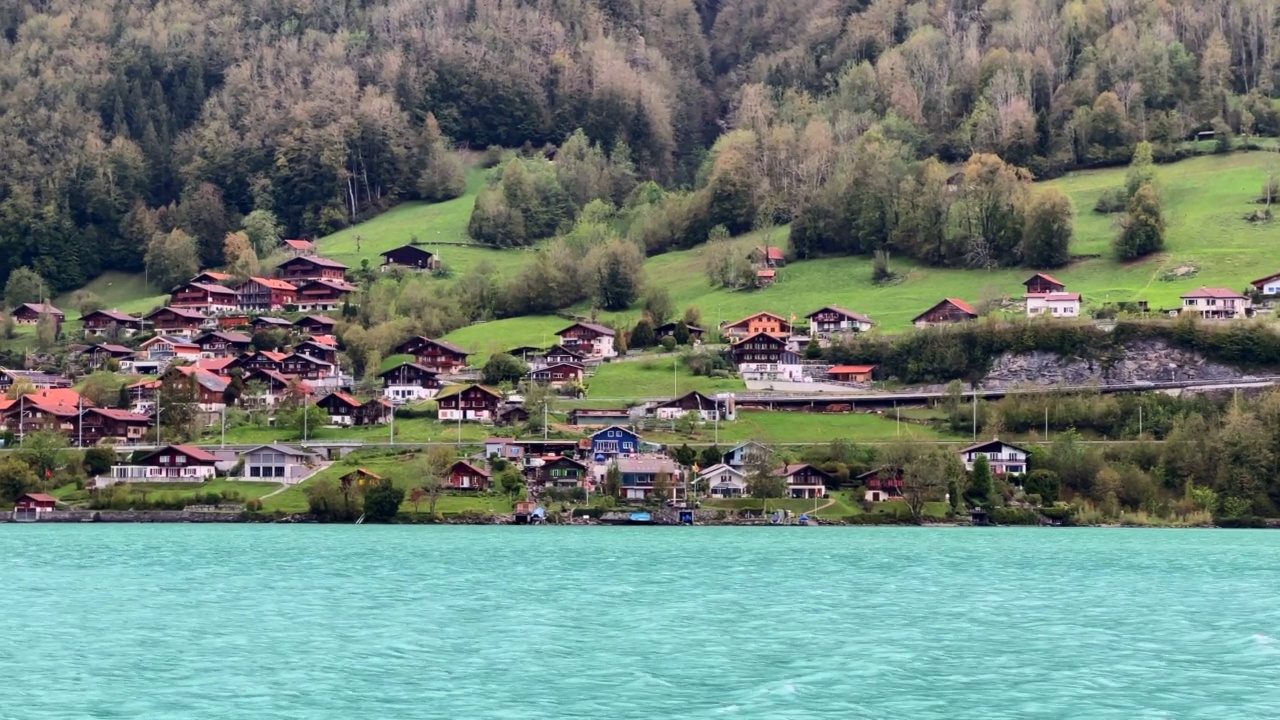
[3,526,1280,719]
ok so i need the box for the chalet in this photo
[241,444,319,482]
[912,298,978,328]
[195,357,236,375]
[13,303,64,325]
[0,369,73,392]
[251,316,293,334]
[294,339,339,367]
[145,307,207,336]
[195,331,252,358]
[776,464,830,499]
[806,306,874,336]
[217,315,249,329]
[14,492,58,516]
[699,463,747,498]
[542,345,587,366]
[748,246,787,268]
[169,282,238,314]
[506,346,546,362]
[1251,271,1280,296]
[339,468,382,490]
[276,255,347,283]
[495,403,529,426]
[1180,287,1251,320]
[191,270,235,285]
[555,322,617,359]
[1,392,83,437]
[590,425,640,460]
[81,309,142,338]
[231,351,287,376]
[615,456,679,501]
[1025,292,1082,318]
[447,460,492,491]
[236,277,297,312]
[138,335,201,364]
[380,362,442,403]
[654,322,705,343]
[164,366,230,413]
[282,239,315,256]
[316,392,368,426]
[827,365,875,383]
[1023,273,1066,295]
[567,408,632,427]
[279,353,335,381]
[74,408,151,445]
[722,441,771,469]
[720,311,792,339]
[381,244,440,271]
[436,384,502,421]
[84,343,134,369]
[959,439,1030,477]
[359,398,393,426]
[111,444,218,482]
[653,391,728,421]
[857,467,904,502]
[730,332,802,382]
[240,369,308,408]
[755,269,776,287]
[537,456,589,487]
[293,278,356,312]
[394,337,472,374]
[526,362,585,388]
[293,315,337,336]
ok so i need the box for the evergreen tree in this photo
[630,317,656,348]
[964,455,994,507]
[1022,188,1074,269]
[1115,183,1166,261]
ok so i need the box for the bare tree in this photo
[415,446,456,519]
[902,448,963,524]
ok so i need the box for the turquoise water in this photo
[4,526,1280,719]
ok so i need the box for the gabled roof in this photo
[242,277,297,291]
[435,383,500,400]
[450,459,492,477]
[556,321,616,337]
[1180,286,1247,299]
[281,255,347,269]
[1250,271,1280,288]
[283,239,315,251]
[805,305,874,324]
[829,365,876,374]
[180,282,237,295]
[654,322,705,333]
[381,244,435,258]
[1026,292,1081,302]
[146,306,207,320]
[298,277,358,293]
[544,344,585,358]
[614,456,676,474]
[590,424,637,438]
[378,362,439,378]
[17,302,63,316]
[959,439,1032,455]
[142,444,218,463]
[294,315,337,327]
[722,311,789,329]
[192,271,235,283]
[306,334,338,347]
[243,443,318,457]
[196,357,236,373]
[398,336,471,356]
[82,407,150,422]
[730,331,787,347]
[171,366,229,392]
[82,309,141,323]
[18,492,58,503]
[196,331,252,344]
[753,246,785,261]
[774,463,830,480]
[756,269,775,278]
[87,343,133,355]
[251,316,293,327]
[912,298,977,322]
[697,463,744,479]
[320,391,362,409]
[655,390,717,408]
[1023,272,1064,287]
[529,362,585,375]
[141,335,198,348]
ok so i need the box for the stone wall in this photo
[981,339,1248,389]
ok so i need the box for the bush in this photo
[1093,188,1127,214]
[659,335,677,351]
[990,507,1042,525]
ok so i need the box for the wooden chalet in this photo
[542,345,586,365]
[251,316,294,333]
[1,392,82,437]
[240,368,307,407]
[81,309,142,337]
[195,331,252,358]
[191,270,235,285]
[537,456,589,487]
[14,492,58,515]
[1023,273,1066,295]
[776,464,830,499]
[912,298,978,328]
[293,278,357,312]
[145,307,207,336]
[138,335,201,363]
[857,467,904,502]
[84,343,134,369]
[720,311,792,338]
[279,352,334,381]
[236,277,297,312]
[230,351,288,375]
[293,315,337,336]
[555,322,617,359]
[526,362,585,388]
[653,390,725,421]
[162,366,230,409]
[436,384,502,422]
[339,468,382,490]
[0,369,73,392]
[111,444,218,482]
[276,255,347,283]
[394,337,472,374]
[294,339,339,367]
[379,362,442,403]
[748,246,786,268]
[654,322,705,342]
[316,392,389,427]
[170,282,238,313]
[447,460,492,491]
[806,306,874,336]
[74,407,151,445]
[13,303,64,325]
[282,239,316,256]
[381,244,440,271]
[755,268,776,287]
[495,403,529,426]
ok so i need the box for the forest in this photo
[2,0,1277,293]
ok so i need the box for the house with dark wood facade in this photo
[293,315,337,336]
[806,306,874,337]
[81,309,143,338]
[912,298,978,328]
[195,331,252,358]
[169,282,238,314]
[776,464,830,499]
[526,362,585,388]
[293,278,357,312]
[276,255,348,283]
[250,316,293,334]
[74,407,152,445]
[236,277,297,311]
[394,337,472,374]
[537,456,589,487]
[379,362,441,403]
[145,307,207,336]
[316,392,389,427]
[447,460,492,490]
[13,303,64,326]
[381,244,440,271]
[554,322,617,359]
[654,322,706,343]
[436,384,501,421]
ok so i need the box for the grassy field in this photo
[209,416,497,445]
[51,479,283,507]
[584,359,746,400]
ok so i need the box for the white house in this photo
[1180,287,1251,320]
[1252,271,1280,296]
[1025,292,1081,318]
[959,440,1030,477]
[555,322,617,359]
[722,441,771,469]
[805,306,874,336]
[239,444,321,483]
[698,463,747,497]
[652,391,733,422]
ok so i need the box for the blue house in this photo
[590,425,640,461]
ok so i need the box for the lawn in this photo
[51,270,169,322]
[640,409,955,445]
[51,479,282,508]
[442,315,571,364]
[584,359,746,400]
[207,415,496,445]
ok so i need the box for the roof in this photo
[556,321,616,337]
[307,335,338,347]
[199,331,252,343]
[654,322,705,333]
[959,439,1032,455]
[912,298,977,322]
[755,246,785,261]
[1181,287,1247,299]
[282,255,347,269]
[181,282,237,295]
[19,493,58,503]
[283,239,315,250]
[342,467,382,480]
[88,343,133,354]
[774,463,830,479]
[244,277,297,291]
[1024,272,1064,287]
[381,244,435,257]
[529,362,585,374]
[295,315,337,327]
[173,367,229,392]
[299,277,358,293]
[697,463,744,479]
[730,331,787,346]
[252,316,293,326]
[1250,271,1280,288]
[723,311,789,328]
[244,443,318,457]
[451,460,492,477]
[18,302,63,316]
[192,271,234,282]
[590,424,637,438]
[144,445,218,463]
[569,408,630,417]
[146,306,207,320]
[83,407,150,422]
[655,390,717,408]
[806,306,874,324]
[614,456,676,474]
[322,391,362,408]
[828,365,876,374]
[20,388,87,408]
[1026,292,1082,302]
[196,357,236,373]
[756,269,776,278]
[545,344,585,357]
[141,335,197,348]
[435,383,500,400]
[379,362,439,378]
[83,309,141,323]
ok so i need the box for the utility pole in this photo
[1138,404,1143,437]
[895,401,900,438]
[543,400,548,441]
[1044,406,1048,440]
[77,395,83,448]
[389,402,395,444]
[971,387,977,442]
[221,404,226,448]
[155,387,161,447]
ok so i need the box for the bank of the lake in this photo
[5,525,1280,718]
